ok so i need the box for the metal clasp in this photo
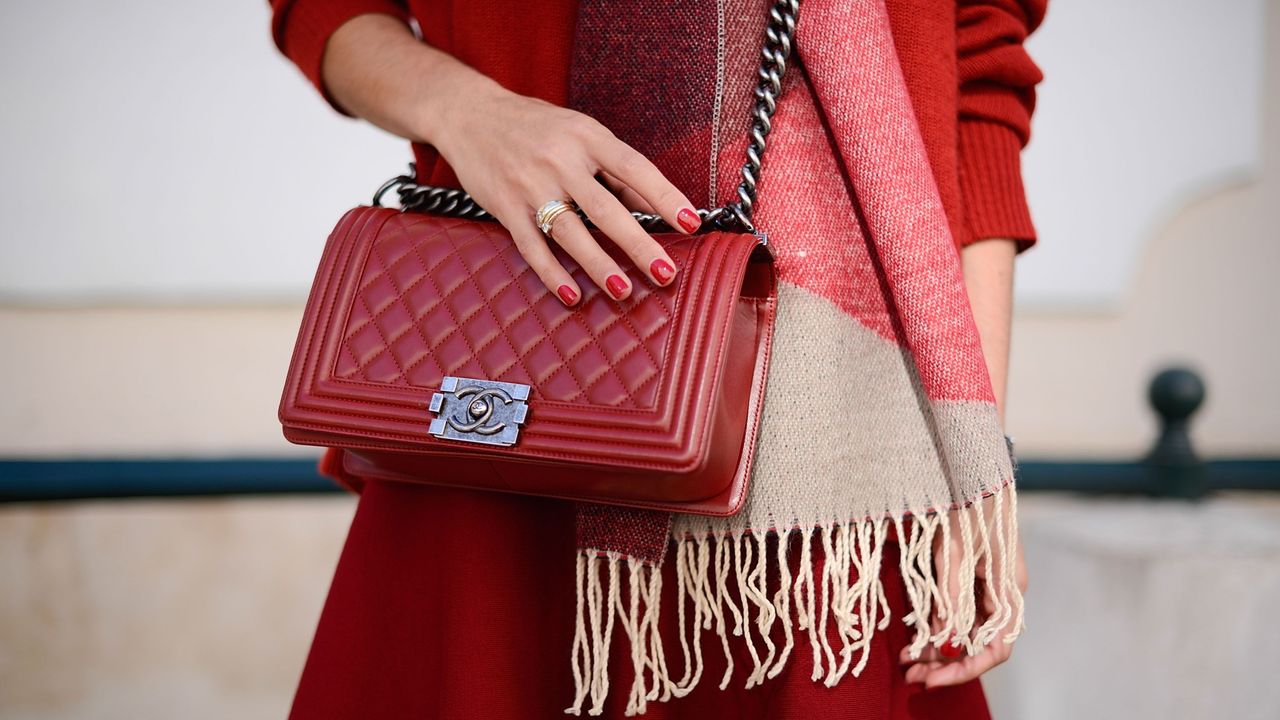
[428,376,531,446]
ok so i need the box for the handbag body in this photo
[280,209,775,514]
[278,0,799,516]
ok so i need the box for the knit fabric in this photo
[268,0,1047,716]
[560,1,1030,714]
[267,0,1044,256]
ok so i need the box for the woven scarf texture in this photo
[562,0,1025,715]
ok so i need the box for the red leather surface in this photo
[279,206,777,513]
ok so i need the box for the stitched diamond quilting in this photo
[334,214,677,409]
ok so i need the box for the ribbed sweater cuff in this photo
[957,119,1038,254]
[271,0,410,117]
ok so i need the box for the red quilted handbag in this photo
[278,1,797,516]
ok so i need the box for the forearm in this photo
[961,238,1016,426]
[320,13,504,146]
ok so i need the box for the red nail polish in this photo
[605,274,628,299]
[939,636,964,659]
[650,258,676,284]
[556,284,578,306]
[676,208,701,234]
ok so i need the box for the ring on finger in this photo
[535,199,577,235]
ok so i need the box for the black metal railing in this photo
[1,367,1275,502]
[1012,366,1278,498]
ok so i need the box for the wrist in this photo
[320,13,510,150]
[411,66,507,153]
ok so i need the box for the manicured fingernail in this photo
[676,208,701,233]
[939,636,964,659]
[606,274,629,300]
[650,258,676,284]
[556,284,578,306]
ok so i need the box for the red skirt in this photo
[288,479,992,719]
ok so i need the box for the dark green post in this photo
[1144,366,1208,499]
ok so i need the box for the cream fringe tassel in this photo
[565,484,1026,717]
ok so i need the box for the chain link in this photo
[374,0,801,236]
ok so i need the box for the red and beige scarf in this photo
[561,0,1025,715]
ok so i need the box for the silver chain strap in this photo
[373,0,801,235]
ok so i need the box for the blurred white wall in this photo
[0,1,405,303]
[0,0,1266,311]
[1020,0,1264,309]
[0,496,354,720]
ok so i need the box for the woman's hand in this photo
[900,495,1028,689]
[900,237,1027,689]
[431,85,700,306]
[320,13,699,307]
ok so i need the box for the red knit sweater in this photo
[268,7,1047,717]
[269,0,1045,254]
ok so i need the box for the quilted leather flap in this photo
[280,206,773,472]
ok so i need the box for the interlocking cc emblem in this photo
[428,376,531,446]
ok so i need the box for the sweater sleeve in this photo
[268,0,410,116]
[955,0,1047,253]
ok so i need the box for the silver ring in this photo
[535,199,576,235]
